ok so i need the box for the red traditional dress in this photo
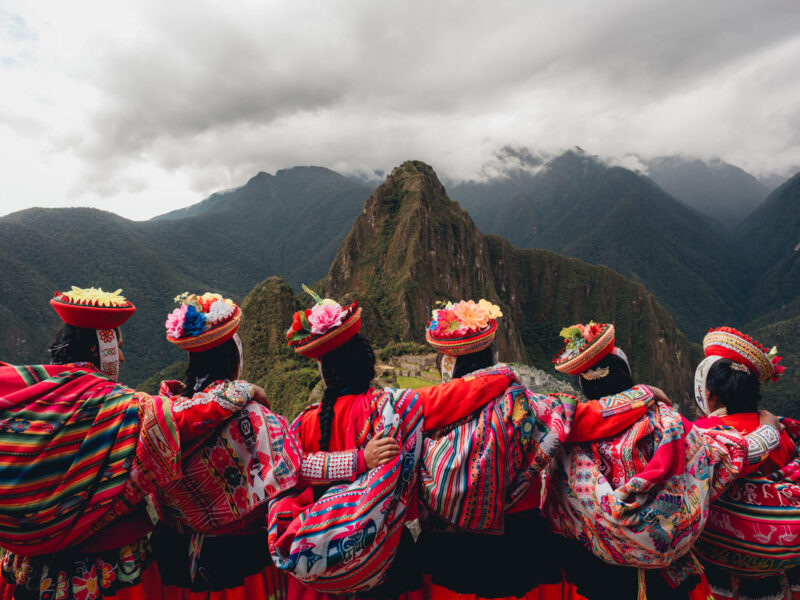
[0,362,260,600]
[285,367,516,600]
[151,379,372,600]
[421,386,653,600]
[694,412,799,600]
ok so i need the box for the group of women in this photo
[0,285,796,600]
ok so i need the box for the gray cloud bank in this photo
[2,0,800,218]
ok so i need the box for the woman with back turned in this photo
[691,327,800,600]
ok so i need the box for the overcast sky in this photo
[2,0,800,220]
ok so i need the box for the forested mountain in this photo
[0,167,371,383]
[316,160,700,409]
[1,156,796,415]
[642,156,770,229]
[737,174,800,411]
[449,151,746,340]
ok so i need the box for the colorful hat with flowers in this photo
[50,286,136,329]
[425,299,502,356]
[286,285,362,359]
[165,292,241,352]
[553,322,615,375]
[703,326,784,384]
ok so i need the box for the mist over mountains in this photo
[0,151,797,413]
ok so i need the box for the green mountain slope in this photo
[315,160,699,409]
[737,172,800,321]
[0,167,371,383]
[449,151,745,341]
[643,156,770,230]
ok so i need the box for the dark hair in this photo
[451,345,496,379]
[706,358,760,414]
[183,337,241,394]
[318,334,376,451]
[48,324,101,367]
[578,353,634,399]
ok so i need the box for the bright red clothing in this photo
[695,412,795,476]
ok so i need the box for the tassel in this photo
[637,568,647,600]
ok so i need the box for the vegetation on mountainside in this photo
[318,160,700,411]
[449,151,746,341]
[378,342,430,360]
[643,156,769,230]
[0,167,370,384]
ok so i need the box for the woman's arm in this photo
[417,365,516,432]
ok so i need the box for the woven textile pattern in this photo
[695,418,800,577]
[144,398,302,533]
[267,387,423,594]
[704,330,773,382]
[420,384,576,532]
[544,399,748,569]
[0,364,140,555]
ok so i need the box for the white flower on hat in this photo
[205,299,236,325]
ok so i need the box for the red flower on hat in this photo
[286,309,312,341]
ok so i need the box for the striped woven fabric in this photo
[695,418,800,577]
[267,387,423,593]
[420,384,576,532]
[0,363,140,554]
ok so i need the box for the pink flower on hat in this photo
[165,304,188,338]
[580,322,603,343]
[308,302,344,335]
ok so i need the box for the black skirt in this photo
[150,524,274,592]
[419,510,564,599]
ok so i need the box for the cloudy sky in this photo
[2,0,800,220]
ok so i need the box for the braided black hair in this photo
[578,353,634,400]
[706,358,760,414]
[451,344,497,379]
[183,337,241,394]
[48,324,101,368]
[318,333,376,451]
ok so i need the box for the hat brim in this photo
[51,298,136,330]
[555,324,615,375]
[167,308,242,353]
[426,320,497,357]
[292,308,362,359]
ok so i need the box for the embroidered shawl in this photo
[695,417,800,576]
[267,387,423,593]
[145,397,303,533]
[544,398,748,568]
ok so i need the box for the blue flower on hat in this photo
[183,304,206,337]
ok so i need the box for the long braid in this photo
[318,333,376,451]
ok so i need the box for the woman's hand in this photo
[759,409,784,432]
[251,385,268,407]
[364,435,400,469]
[647,385,673,407]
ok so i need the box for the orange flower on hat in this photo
[453,300,490,331]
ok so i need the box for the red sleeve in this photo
[566,385,654,443]
[169,380,255,442]
[568,401,648,442]
[416,367,514,432]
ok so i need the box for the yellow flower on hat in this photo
[61,286,128,307]
[478,299,503,320]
